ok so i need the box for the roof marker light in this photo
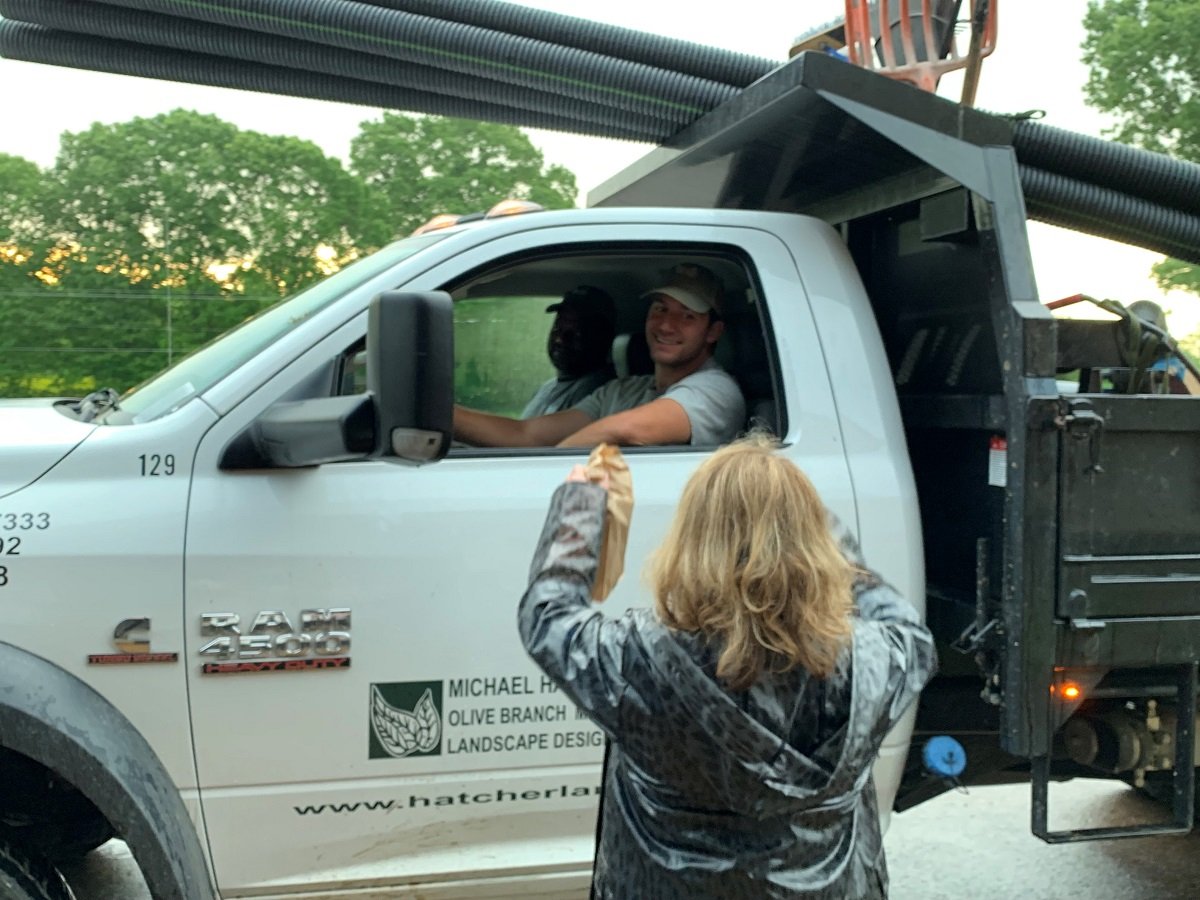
[486,199,545,218]
[411,214,462,236]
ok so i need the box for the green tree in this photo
[350,113,577,240]
[1151,257,1200,296]
[0,152,46,242]
[4,110,383,395]
[1180,329,1200,361]
[46,109,381,296]
[0,152,53,395]
[2,110,582,398]
[1082,0,1200,157]
[1082,0,1200,300]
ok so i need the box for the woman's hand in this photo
[566,464,610,491]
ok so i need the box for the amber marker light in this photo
[411,214,462,236]
[1049,680,1083,700]
[485,199,545,218]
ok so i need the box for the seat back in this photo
[611,331,653,378]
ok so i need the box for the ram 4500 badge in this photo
[198,608,351,674]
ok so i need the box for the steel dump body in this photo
[594,51,1200,824]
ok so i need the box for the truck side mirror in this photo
[368,290,454,464]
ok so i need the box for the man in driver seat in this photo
[454,263,745,448]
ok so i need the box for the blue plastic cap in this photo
[923,735,967,778]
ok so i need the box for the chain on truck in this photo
[1,1,1199,897]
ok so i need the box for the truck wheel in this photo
[27,816,115,863]
[2,799,115,863]
[0,836,75,900]
[1134,769,1200,822]
[0,748,114,861]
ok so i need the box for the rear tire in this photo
[22,817,114,864]
[0,836,74,900]
[1133,769,1200,822]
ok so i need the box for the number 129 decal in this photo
[139,454,176,476]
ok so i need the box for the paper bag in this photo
[585,444,634,602]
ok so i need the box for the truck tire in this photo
[0,643,216,900]
[0,836,74,900]
[0,749,114,862]
[19,817,114,864]
[1134,769,1200,822]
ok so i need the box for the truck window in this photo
[453,295,557,417]
[335,247,780,447]
[444,247,781,445]
[335,295,556,413]
[105,230,451,425]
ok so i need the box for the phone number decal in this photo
[0,512,50,531]
[0,514,48,589]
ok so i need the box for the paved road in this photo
[59,780,1199,899]
[884,780,1198,900]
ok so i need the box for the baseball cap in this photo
[546,285,616,326]
[642,263,724,317]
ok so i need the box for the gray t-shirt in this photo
[572,358,745,445]
[521,369,612,418]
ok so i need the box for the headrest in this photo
[611,332,653,378]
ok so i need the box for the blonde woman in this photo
[519,434,936,899]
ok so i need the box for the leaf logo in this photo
[371,685,441,758]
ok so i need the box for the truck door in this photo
[183,220,854,895]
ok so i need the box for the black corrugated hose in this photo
[1020,165,1200,267]
[4,0,1199,267]
[1014,119,1200,217]
[0,20,654,141]
[353,0,777,88]
[0,0,674,141]
[80,0,738,128]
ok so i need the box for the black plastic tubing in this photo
[1015,119,1200,217]
[0,21,655,141]
[353,0,778,88]
[0,0,672,141]
[80,0,737,126]
[1021,164,1200,266]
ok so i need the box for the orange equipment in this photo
[840,1,997,104]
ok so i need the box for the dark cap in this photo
[546,285,616,327]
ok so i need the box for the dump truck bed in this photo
[593,52,1200,793]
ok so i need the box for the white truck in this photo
[2,51,1198,899]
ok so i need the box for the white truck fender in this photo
[0,641,216,900]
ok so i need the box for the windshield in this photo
[105,231,449,424]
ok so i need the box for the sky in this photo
[1,0,1196,334]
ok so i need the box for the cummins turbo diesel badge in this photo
[198,608,351,674]
[88,617,179,665]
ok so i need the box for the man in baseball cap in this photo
[640,263,724,318]
[522,286,617,418]
[455,262,744,448]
